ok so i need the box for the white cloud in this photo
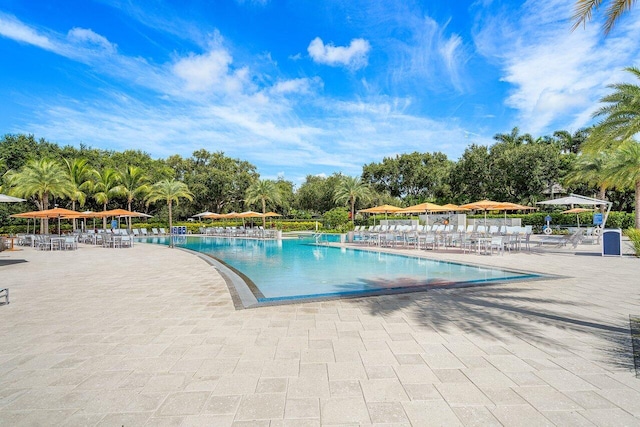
[67,28,116,54]
[3,10,478,182]
[382,13,468,94]
[0,13,54,50]
[473,0,640,134]
[270,77,321,95]
[307,37,371,69]
[173,48,237,92]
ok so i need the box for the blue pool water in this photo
[138,235,540,303]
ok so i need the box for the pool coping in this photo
[158,237,563,310]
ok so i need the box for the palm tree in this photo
[120,165,151,230]
[564,151,612,213]
[4,158,73,233]
[603,141,640,228]
[553,129,590,154]
[572,0,637,35]
[64,158,93,231]
[146,179,193,246]
[333,176,372,224]
[0,158,6,193]
[93,168,124,229]
[586,67,640,150]
[245,179,282,230]
[493,127,535,146]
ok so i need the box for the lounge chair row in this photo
[132,228,166,236]
[199,226,277,239]
[351,224,533,254]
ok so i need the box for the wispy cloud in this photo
[0,12,54,50]
[1,10,477,182]
[473,0,640,134]
[307,37,371,70]
[381,10,468,94]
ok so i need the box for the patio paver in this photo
[0,240,639,425]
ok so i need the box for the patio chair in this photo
[63,236,77,250]
[152,228,159,235]
[132,228,140,236]
[159,228,167,235]
[488,236,504,255]
[120,235,132,248]
[140,228,148,236]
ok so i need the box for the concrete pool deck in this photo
[0,241,639,426]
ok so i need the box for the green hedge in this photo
[2,212,636,235]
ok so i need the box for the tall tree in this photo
[294,173,344,214]
[64,158,93,230]
[245,179,283,230]
[449,145,491,203]
[572,0,637,35]
[553,129,590,154]
[166,150,258,214]
[92,168,123,229]
[564,151,612,210]
[120,165,151,229]
[4,158,73,233]
[603,141,640,228]
[493,127,535,146]
[362,152,452,201]
[333,176,372,224]
[586,67,640,150]
[146,179,193,246]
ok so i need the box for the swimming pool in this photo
[138,235,541,306]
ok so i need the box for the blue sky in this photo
[1,1,639,184]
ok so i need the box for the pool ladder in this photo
[312,233,329,245]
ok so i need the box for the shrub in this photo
[625,228,640,257]
[323,207,349,230]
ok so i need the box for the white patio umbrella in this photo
[537,193,612,228]
[192,211,214,218]
[0,194,25,203]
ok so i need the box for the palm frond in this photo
[603,0,636,34]
[572,0,603,31]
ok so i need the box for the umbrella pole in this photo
[484,210,487,234]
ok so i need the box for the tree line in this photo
[0,123,633,223]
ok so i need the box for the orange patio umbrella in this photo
[90,208,152,229]
[460,199,512,230]
[358,204,403,223]
[359,204,403,214]
[11,207,81,235]
[11,207,80,218]
[201,212,223,219]
[218,212,240,219]
[237,211,264,218]
[492,202,537,226]
[397,202,448,213]
[440,203,470,211]
[398,202,448,226]
[562,207,594,228]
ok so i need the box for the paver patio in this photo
[0,240,639,426]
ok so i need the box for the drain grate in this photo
[631,315,640,377]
